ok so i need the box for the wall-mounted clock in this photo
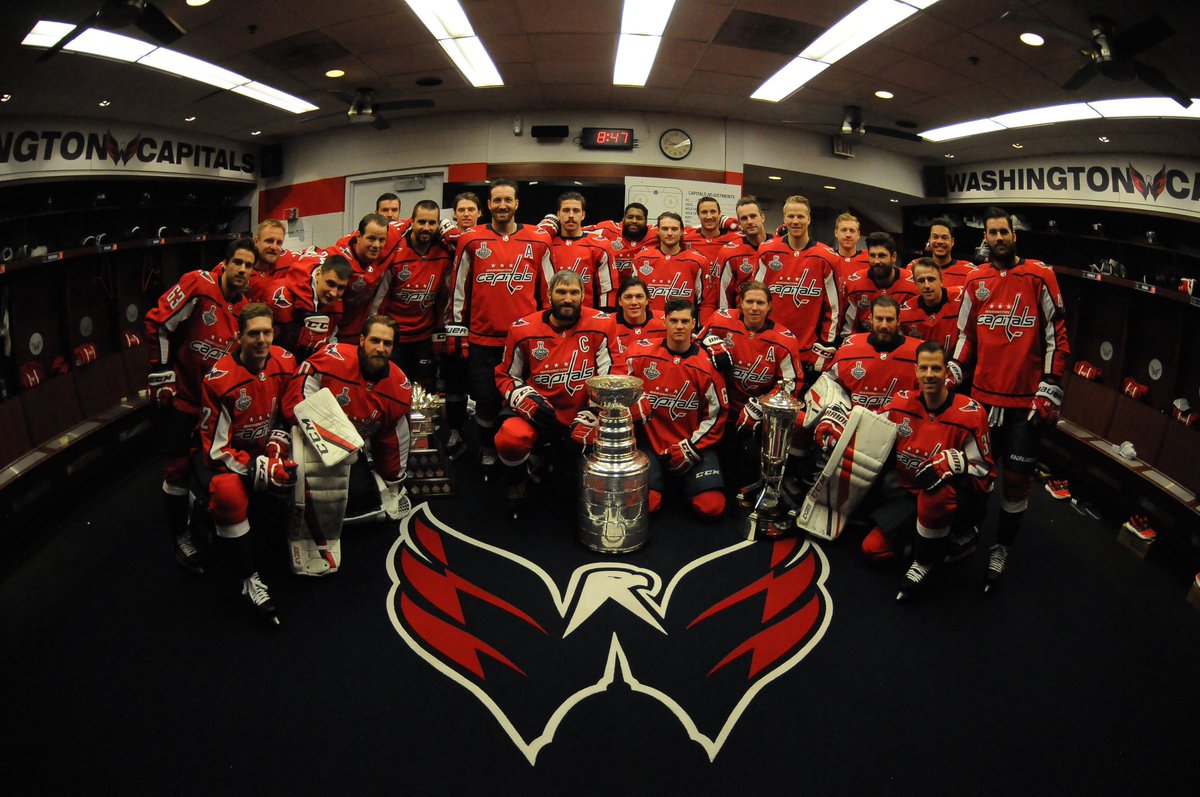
[659,128,692,160]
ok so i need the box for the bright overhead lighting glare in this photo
[184,115,196,121]
[186,0,211,6]
[98,99,111,107]
[1012,143,1024,149]
[875,90,894,99]
[1020,32,1044,46]
[1098,136,1110,142]
[922,118,1006,142]
[250,130,261,136]
[405,1,504,87]
[325,69,345,78]
[753,1,940,102]
[614,1,677,86]
[622,0,676,37]
[922,96,1200,142]
[944,153,955,159]
[823,185,837,190]
[0,94,11,102]
[1087,97,1200,118]
[889,198,900,203]
[992,103,1100,128]
[768,175,783,181]
[22,20,319,114]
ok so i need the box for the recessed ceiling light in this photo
[573,180,582,186]
[875,90,894,99]
[98,99,111,107]
[1020,32,1044,47]
[823,185,837,190]
[889,198,900,203]
[184,115,196,122]
[250,130,261,135]
[0,93,10,102]
[768,175,782,181]
[1012,142,1024,149]
[186,0,212,6]
[944,153,955,159]
[1098,135,1110,142]
[325,69,345,78]
[528,181,538,185]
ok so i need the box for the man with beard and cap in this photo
[701,196,773,324]
[145,237,255,575]
[494,270,620,516]
[907,217,977,289]
[899,258,964,355]
[950,207,1069,592]
[841,232,918,337]
[445,179,554,477]
[586,202,659,279]
[377,199,454,393]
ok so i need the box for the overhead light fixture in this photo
[875,90,894,99]
[22,20,318,113]
[613,0,677,86]
[889,198,900,203]
[325,69,345,78]
[922,97,1200,141]
[944,153,955,159]
[752,0,940,102]
[0,93,11,102]
[1098,136,1110,142]
[184,115,196,121]
[823,185,837,190]
[405,1,503,87]
[250,130,262,136]
[768,175,783,181]
[98,99,111,107]
[1011,142,1024,149]
[186,0,211,6]
[1019,32,1044,47]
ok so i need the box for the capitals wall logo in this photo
[387,505,832,764]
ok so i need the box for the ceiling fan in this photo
[1001,11,1192,108]
[37,0,185,62]
[838,106,923,143]
[300,88,435,130]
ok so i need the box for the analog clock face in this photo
[659,128,692,160]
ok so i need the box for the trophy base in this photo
[740,509,796,541]
[408,438,456,498]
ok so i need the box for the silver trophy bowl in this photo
[578,375,650,554]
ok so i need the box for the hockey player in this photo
[630,212,709,316]
[908,217,977,288]
[453,192,483,231]
[612,277,666,358]
[821,295,920,422]
[269,255,351,361]
[544,192,618,310]
[145,237,255,573]
[321,213,403,338]
[378,199,453,392]
[883,341,995,598]
[683,196,741,264]
[831,212,871,294]
[951,207,1069,591]
[622,298,729,519]
[494,270,620,515]
[899,258,963,354]
[752,194,841,376]
[702,196,773,324]
[194,303,296,623]
[841,232,918,336]
[587,202,659,278]
[375,192,401,222]
[250,219,300,291]
[445,179,554,475]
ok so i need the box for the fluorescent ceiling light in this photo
[23,20,318,114]
[1087,97,1200,118]
[753,0,939,102]
[438,36,503,87]
[921,118,1005,142]
[622,0,676,37]
[614,34,663,86]
[992,103,1099,128]
[404,1,504,87]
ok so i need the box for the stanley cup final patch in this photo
[387,505,833,764]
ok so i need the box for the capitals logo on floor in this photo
[386,505,832,764]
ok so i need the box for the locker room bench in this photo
[0,348,152,525]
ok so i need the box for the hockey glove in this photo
[913,448,966,492]
[539,213,562,235]
[737,397,765,434]
[629,393,653,424]
[701,334,733,372]
[382,478,411,521]
[1027,380,1063,425]
[811,342,837,372]
[510,384,557,426]
[813,404,850,452]
[437,218,456,242]
[252,455,297,492]
[663,439,700,472]
[148,369,177,409]
[297,314,333,351]
[569,410,600,446]
[719,215,740,232]
[443,324,470,359]
[945,359,964,389]
[264,428,291,460]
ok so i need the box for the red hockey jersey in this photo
[683,227,741,266]
[548,233,618,309]
[199,346,297,475]
[447,224,554,347]
[752,238,840,363]
[587,220,658,278]
[614,311,667,360]
[828,333,921,411]
[145,264,249,413]
[883,389,994,495]
[702,234,775,324]
[840,269,919,336]
[630,246,709,315]
[268,262,344,358]
[621,340,727,455]
[833,249,870,295]
[953,258,1070,409]
[378,237,454,343]
[495,307,619,426]
[321,223,408,338]
[282,342,413,481]
[701,311,802,411]
[907,258,977,289]
[899,285,964,354]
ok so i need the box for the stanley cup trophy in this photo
[578,375,651,554]
[739,379,804,540]
[405,384,455,498]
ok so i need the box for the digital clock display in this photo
[580,127,636,150]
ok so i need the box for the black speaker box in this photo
[530,125,569,139]
[260,143,284,179]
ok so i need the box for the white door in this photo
[346,169,447,229]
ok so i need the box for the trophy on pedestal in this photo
[738,379,803,540]
[578,375,650,554]
[406,384,455,498]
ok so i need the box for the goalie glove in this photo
[663,438,700,472]
[264,428,291,460]
[1028,380,1064,425]
[813,404,850,452]
[629,393,653,424]
[569,410,599,446]
[148,369,177,409]
[736,397,765,434]
[252,455,297,492]
[945,359,964,389]
[509,384,556,426]
[913,448,967,492]
[382,478,411,521]
[700,334,733,372]
[811,342,837,372]
[443,324,470,359]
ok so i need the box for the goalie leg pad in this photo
[802,372,852,430]
[289,426,352,576]
[798,406,898,540]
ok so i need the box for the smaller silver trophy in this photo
[407,385,454,498]
[738,379,803,541]
[578,375,650,554]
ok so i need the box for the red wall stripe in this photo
[448,162,487,182]
[724,171,743,189]
[258,176,346,221]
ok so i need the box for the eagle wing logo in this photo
[388,505,832,764]
[1129,164,1150,198]
[1150,164,1168,200]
